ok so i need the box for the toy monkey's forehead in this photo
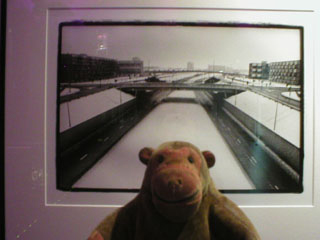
[155,146,200,158]
[157,141,201,152]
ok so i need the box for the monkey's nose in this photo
[168,178,183,194]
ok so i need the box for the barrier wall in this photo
[222,100,300,173]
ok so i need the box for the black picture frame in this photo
[56,21,304,194]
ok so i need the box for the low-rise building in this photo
[249,61,269,79]
[60,54,118,83]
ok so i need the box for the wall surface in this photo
[5,1,320,239]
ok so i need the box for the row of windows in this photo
[250,62,268,67]
[250,74,263,77]
[251,68,265,72]
[269,61,300,67]
[270,69,299,74]
[270,72,300,77]
[271,74,300,79]
[270,66,300,71]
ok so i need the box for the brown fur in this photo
[88,141,261,240]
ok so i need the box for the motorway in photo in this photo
[58,72,302,192]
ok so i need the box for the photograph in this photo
[57,22,303,193]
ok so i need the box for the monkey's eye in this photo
[188,156,194,163]
[157,155,164,163]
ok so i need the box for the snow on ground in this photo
[168,90,196,98]
[60,88,80,96]
[219,76,301,141]
[59,73,205,132]
[61,75,149,87]
[184,73,211,83]
[226,91,300,147]
[65,73,199,87]
[65,76,130,86]
[60,88,134,132]
[224,75,300,90]
[74,90,254,190]
[157,72,197,82]
[282,91,301,101]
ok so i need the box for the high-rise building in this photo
[187,62,194,71]
[118,57,144,74]
[96,34,108,57]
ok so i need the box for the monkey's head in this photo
[139,141,215,222]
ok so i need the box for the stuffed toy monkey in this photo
[88,141,261,240]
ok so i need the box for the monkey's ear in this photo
[202,151,215,168]
[139,147,154,165]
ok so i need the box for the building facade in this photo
[60,54,144,83]
[268,60,301,85]
[249,60,301,85]
[249,61,269,79]
[60,54,119,83]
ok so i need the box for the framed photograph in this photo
[56,21,304,194]
[5,1,320,239]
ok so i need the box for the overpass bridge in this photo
[115,82,297,92]
[117,82,247,92]
[65,81,298,93]
[116,82,300,111]
[145,69,248,77]
[62,81,301,110]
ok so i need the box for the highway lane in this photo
[59,73,301,191]
[196,91,300,191]
[73,90,255,190]
[215,107,299,190]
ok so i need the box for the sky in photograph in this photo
[61,24,301,70]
